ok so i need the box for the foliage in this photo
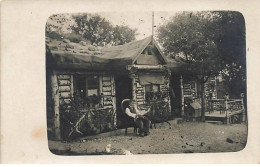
[214,12,246,98]
[46,13,137,46]
[71,13,137,46]
[60,94,115,140]
[157,11,246,120]
[63,32,86,43]
[72,14,114,46]
[144,92,171,123]
[46,31,63,40]
[157,11,224,77]
[112,25,138,46]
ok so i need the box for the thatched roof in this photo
[47,36,156,71]
[46,35,185,73]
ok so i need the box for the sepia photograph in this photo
[45,11,247,155]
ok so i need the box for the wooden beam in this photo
[111,75,117,128]
[51,73,61,140]
[99,75,103,107]
[167,77,172,116]
[130,74,136,102]
[180,75,184,117]
[70,75,74,97]
[128,64,165,70]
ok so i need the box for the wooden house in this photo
[167,59,217,118]
[46,36,171,140]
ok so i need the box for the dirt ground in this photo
[49,121,247,155]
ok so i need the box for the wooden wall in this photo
[51,71,116,139]
[205,75,217,99]
[57,74,73,104]
[183,78,197,99]
[182,75,217,100]
[134,75,145,105]
[132,73,171,107]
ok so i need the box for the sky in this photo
[98,11,177,40]
[46,11,178,41]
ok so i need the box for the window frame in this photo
[73,74,101,102]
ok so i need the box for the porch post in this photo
[51,72,61,140]
[240,93,246,122]
[111,75,117,128]
[130,74,136,102]
[225,95,229,125]
[180,75,185,117]
[167,73,172,118]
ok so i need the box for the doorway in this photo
[115,75,132,128]
[169,74,182,118]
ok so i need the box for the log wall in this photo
[51,71,117,139]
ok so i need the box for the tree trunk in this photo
[200,80,206,122]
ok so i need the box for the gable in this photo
[134,42,166,65]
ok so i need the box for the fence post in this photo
[225,95,229,125]
[180,75,185,117]
[240,93,245,122]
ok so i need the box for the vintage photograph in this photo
[45,11,247,155]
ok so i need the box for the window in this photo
[145,84,159,93]
[87,76,99,96]
[145,84,160,101]
[74,75,101,107]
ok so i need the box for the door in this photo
[115,75,132,128]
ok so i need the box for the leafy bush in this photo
[64,33,86,43]
[46,31,62,40]
[60,94,115,140]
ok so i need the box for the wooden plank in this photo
[104,101,113,105]
[136,88,144,91]
[104,96,112,101]
[59,85,70,92]
[111,75,117,127]
[63,98,71,104]
[136,82,141,87]
[103,91,112,96]
[137,99,144,102]
[103,81,111,87]
[104,105,113,109]
[51,74,61,140]
[131,64,164,70]
[136,54,160,65]
[180,75,184,117]
[103,76,111,81]
[60,92,71,98]
[102,86,112,92]
[137,95,144,99]
[58,80,71,86]
[70,75,74,97]
[137,101,144,105]
[57,75,70,80]
[99,75,103,107]
[131,75,137,101]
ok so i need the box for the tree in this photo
[157,11,246,121]
[112,25,137,46]
[46,13,137,46]
[214,12,246,99]
[71,14,137,46]
[72,14,114,46]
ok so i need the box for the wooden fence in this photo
[206,97,245,124]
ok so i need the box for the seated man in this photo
[125,100,151,137]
